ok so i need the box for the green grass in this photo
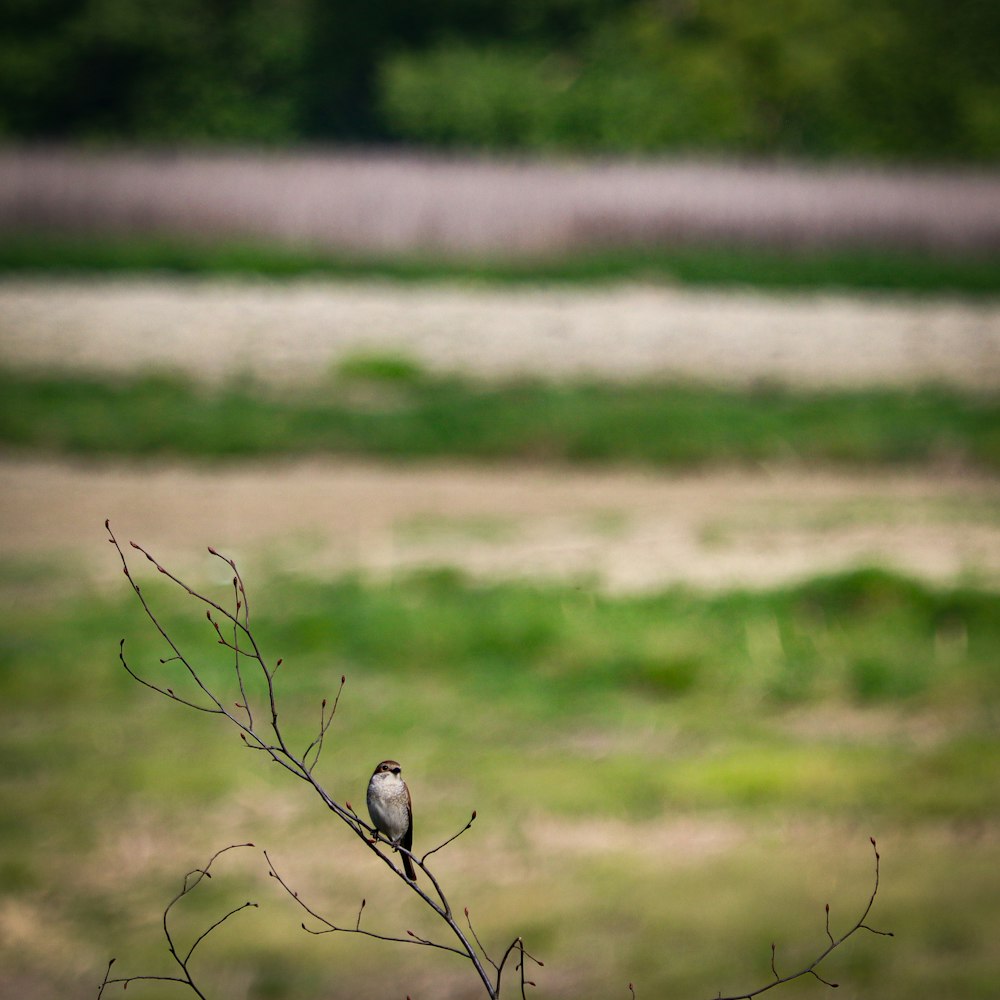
[1,234,998,294]
[3,564,998,818]
[2,561,998,998]
[2,367,998,469]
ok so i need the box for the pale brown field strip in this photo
[3,457,998,592]
[2,278,999,389]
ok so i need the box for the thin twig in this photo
[98,844,256,998]
[712,838,893,1000]
[264,850,467,957]
[106,525,503,999]
[422,810,478,863]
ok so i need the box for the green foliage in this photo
[378,0,1000,160]
[1,368,998,470]
[336,352,425,383]
[2,235,999,295]
[0,0,997,159]
[0,0,311,142]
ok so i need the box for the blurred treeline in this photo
[2,0,998,161]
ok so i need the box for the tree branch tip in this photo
[407,930,415,937]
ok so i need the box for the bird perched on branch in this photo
[367,759,416,881]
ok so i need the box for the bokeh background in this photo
[1,2,999,999]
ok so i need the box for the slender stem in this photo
[712,838,892,1000]
[107,526,503,999]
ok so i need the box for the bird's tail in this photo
[402,851,417,881]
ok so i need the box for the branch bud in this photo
[407,930,415,937]
[464,907,469,917]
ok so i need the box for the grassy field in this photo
[1,229,998,997]
[1,235,999,295]
[2,552,998,999]
[2,367,999,470]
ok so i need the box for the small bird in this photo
[367,759,416,881]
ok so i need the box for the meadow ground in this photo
[1,275,998,999]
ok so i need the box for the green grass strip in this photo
[1,234,998,294]
[1,368,998,469]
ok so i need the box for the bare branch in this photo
[422,810,478,863]
[98,844,256,998]
[264,850,467,957]
[465,906,497,971]
[303,675,346,775]
[107,525,505,999]
[712,838,893,1000]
